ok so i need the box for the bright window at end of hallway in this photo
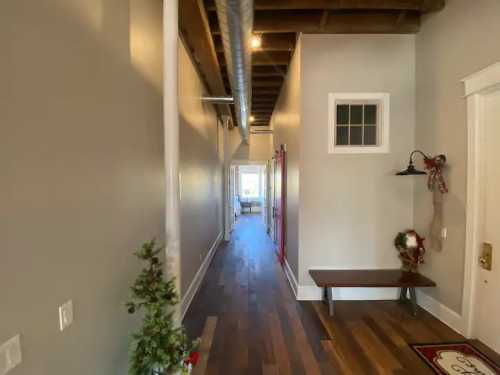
[328,92,390,154]
[241,173,260,198]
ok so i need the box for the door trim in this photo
[462,61,500,338]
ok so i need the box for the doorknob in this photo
[479,243,493,271]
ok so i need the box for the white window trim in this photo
[328,92,390,154]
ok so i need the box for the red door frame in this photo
[274,145,287,265]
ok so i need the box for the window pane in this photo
[364,126,377,145]
[241,173,260,198]
[350,105,363,124]
[364,105,377,125]
[350,126,362,145]
[336,126,348,145]
[336,105,349,125]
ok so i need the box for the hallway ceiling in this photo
[180,0,445,129]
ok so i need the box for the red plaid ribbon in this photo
[424,156,448,194]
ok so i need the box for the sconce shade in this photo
[396,163,427,176]
[396,149,430,176]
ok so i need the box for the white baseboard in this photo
[180,231,223,321]
[295,285,400,301]
[289,283,464,335]
[416,290,464,335]
[283,258,298,298]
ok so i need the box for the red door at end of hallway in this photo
[273,145,286,265]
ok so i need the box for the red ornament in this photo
[185,351,200,367]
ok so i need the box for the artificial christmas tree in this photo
[126,240,198,375]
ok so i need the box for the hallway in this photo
[183,215,482,374]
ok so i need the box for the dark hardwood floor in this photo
[183,214,489,374]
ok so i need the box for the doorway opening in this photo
[228,162,270,230]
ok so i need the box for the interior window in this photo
[335,103,378,147]
[240,173,260,198]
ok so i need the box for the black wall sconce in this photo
[396,150,447,176]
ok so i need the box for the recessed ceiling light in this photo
[251,35,262,50]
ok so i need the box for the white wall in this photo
[299,35,416,290]
[178,41,224,296]
[0,1,164,373]
[415,0,500,313]
[271,39,302,278]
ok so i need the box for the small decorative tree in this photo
[126,240,198,375]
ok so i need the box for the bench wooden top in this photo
[309,269,436,288]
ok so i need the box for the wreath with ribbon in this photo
[394,230,426,272]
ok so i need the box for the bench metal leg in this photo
[409,287,418,316]
[399,287,408,303]
[326,287,334,317]
[399,287,418,316]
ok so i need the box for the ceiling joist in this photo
[180,0,231,117]
[200,0,445,128]
[206,0,444,12]
[210,10,420,34]
[214,33,296,52]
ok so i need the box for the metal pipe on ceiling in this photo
[214,0,253,143]
[201,96,234,104]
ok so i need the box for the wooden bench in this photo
[309,269,436,317]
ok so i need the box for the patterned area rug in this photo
[411,342,500,375]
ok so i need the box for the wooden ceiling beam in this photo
[253,65,288,78]
[219,51,291,66]
[211,10,420,34]
[253,97,278,102]
[253,80,283,88]
[252,106,275,111]
[180,0,231,117]
[253,88,282,95]
[252,107,275,111]
[206,0,444,13]
[253,51,292,65]
[214,33,296,52]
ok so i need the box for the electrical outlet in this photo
[0,335,22,375]
[59,300,74,331]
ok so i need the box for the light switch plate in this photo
[59,300,74,331]
[0,335,22,375]
[441,227,448,239]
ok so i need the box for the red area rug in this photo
[411,342,500,374]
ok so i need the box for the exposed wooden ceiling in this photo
[181,0,445,129]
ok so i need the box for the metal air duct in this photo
[214,0,253,143]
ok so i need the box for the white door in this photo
[474,90,500,353]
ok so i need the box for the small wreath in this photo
[394,230,426,272]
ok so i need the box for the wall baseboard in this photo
[416,290,464,335]
[181,231,223,321]
[295,285,400,301]
[281,270,464,334]
[283,258,298,298]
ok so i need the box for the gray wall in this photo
[271,40,302,278]
[0,0,164,374]
[178,41,224,296]
[299,35,416,285]
[415,0,500,313]
[232,133,273,162]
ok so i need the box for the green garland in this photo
[126,240,197,375]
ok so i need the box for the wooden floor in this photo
[183,214,494,374]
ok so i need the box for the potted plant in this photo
[126,240,199,375]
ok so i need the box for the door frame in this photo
[226,159,270,226]
[462,61,500,338]
[273,146,287,264]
